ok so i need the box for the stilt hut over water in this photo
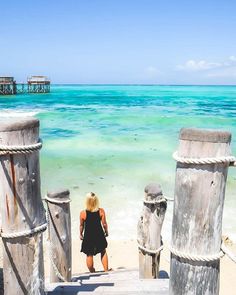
[27,75,50,93]
[0,77,16,95]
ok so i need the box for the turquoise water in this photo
[1,85,236,241]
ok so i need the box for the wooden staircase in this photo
[45,269,169,294]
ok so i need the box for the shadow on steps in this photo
[45,269,169,294]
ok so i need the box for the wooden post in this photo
[46,189,72,282]
[170,128,232,295]
[137,183,167,278]
[0,117,46,295]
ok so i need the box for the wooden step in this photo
[45,269,169,294]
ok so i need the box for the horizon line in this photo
[51,83,236,86]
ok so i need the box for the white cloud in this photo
[177,60,221,71]
[176,56,236,73]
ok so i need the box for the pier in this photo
[28,75,50,93]
[0,75,50,95]
[0,77,16,95]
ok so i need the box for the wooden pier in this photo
[0,77,16,95]
[28,75,50,93]
[0,75,50,95]
[16,82,26,94]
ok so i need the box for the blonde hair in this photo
[85,192,99,212]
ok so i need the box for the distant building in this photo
[27,76,50,93]
[0,77,16,95]
[0,75,51,95]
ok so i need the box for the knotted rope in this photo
[173,151,236,166]
[143,196,174,204]
[139,242,236,263]
[43,195,71,204]
[1,222,47,239]
[0,139,42,155]
[28,234,44,295]
[48,244,67,282]
[169,246,224,262]
[143,197,167,204]
[0,140,46,238]
[137,242,163,255]
[160,242,236,263]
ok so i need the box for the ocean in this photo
[0,85,236,241]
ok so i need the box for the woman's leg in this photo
[86,255,95,272]
[101,250,108,271]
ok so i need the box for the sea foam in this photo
[0,109,42,118]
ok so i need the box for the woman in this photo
[80,192,109,272]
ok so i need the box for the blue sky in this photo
[1,0,236,84]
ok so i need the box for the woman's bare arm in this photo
[100,208,108,236]
[80,211,86,240]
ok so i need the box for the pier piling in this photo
[46,189,72,283]
[170,128,232,295]
[0,77,16,95]
[0,75,50,95]
[28,76,50,93]
[137,183,167,279]
[0,117,46,295]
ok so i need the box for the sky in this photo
[0,0,236,84]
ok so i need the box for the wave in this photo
[0,109,43,118]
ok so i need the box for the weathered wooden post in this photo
[137,183,167,278]
[45,189,72,282]
[0,117,46,295]
[170,128,233,295]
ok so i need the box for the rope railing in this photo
[173,151,236,166]
[2,138,235,284]
[0,140,45,239]
[169,246,224,262]
[143,196,174,204]
[1,222,47,239]
[143,197,167,204]
[137,242,164,255]
[48,242,67,282]
[138,240,236,264]
[0,139,42,155]
[43,196,71,205]
[139,171,235,264]
[170,151,236,262]
[1,196,69,282]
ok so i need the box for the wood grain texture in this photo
[169,128,232,295]
[47,189,72,282]
[0,117,45,295]
[137,183,167,279]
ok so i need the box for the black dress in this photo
[81,210,108,255]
